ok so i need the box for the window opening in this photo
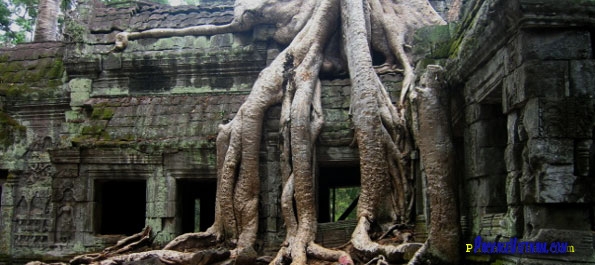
[330,186,360,222]
[94,180,146,235]
[318,166,360,223]
[177,179,216,233]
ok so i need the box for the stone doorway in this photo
[94,180,146,235]
[177,179,216,233]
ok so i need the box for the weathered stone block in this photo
[503,61,568,112]
[102,53,121,70]
[521,98,540,138]
[542,99,593,139]
[464,103,481,124]
[211,33,233,48]
[525,138,573,165]
[518,29,592,60]
[506,111,520,145]
[146,201,176,218]
[536,165,582,203]
[69,78,92,103]
[505,143,523,172]
[506,171,521,206]
[569,59,595,98]
[80,202,94,233]
[574,139,592,177]
[523,98,594,139]
[464,48,508,104]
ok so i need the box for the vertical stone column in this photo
[261,106,283,252]
[146,166,177,245]
[502,110,524,238]
[503,28,595,263]
[0,175,16,257]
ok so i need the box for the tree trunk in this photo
[34,0,60,42]
[409,65,461,265]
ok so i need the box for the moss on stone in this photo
[0,58,64,99]
[46,60,64,79]
[0,55,9,63]
[0,112,26,147]
[81,125,104,135]
[3,62,23,73]
[90,107,115,120]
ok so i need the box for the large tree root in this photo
[268,1,355,264]
[92,249,229,265]
[340,1,442,264]
[351,217,422,263]
[67,226,153,265]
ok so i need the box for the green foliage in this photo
[0,1,13,41]
[0,0,75,45]
[330,186,360,222]
[0,0,37,45]
[63,18,85,42]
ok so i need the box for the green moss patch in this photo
[90,107,115,120]
[0,58,64,99]
[0,112,26,147]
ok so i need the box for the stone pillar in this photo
[502,28,595,263]
[261,106,283,253]
[0,174,16,257]
[146,166,177,245]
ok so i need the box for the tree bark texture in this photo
[408,65,460,265]
[34,0,60,42]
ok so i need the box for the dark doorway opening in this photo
[318,166,360,223]
[177,179,216,233]
[94,180,146,235]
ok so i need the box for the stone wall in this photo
[0,42,69,263]
[449,0,595,264]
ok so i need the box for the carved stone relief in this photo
[55,188,75,243]
[13,189,52,248]
[25,163,53,186]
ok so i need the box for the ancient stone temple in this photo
[0,0,593,264]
